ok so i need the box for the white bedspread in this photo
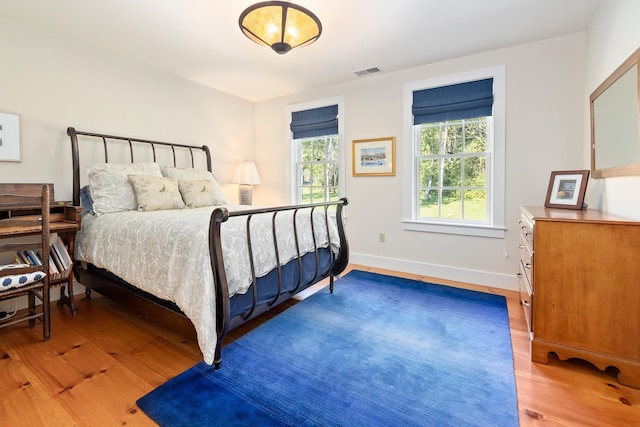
[74,205,340,364]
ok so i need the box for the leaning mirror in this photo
[590,46,640,178]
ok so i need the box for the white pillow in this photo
[128,175,185,212]
[88,162,162,215]
[161,166,227,204]
[179,179,226,208]
[1,264,46,290]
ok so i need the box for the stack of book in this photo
[13,234,72,281]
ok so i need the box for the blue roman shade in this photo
[290,105,338,139]
[412,78,494,125]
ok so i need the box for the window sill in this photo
[402,219,505,238]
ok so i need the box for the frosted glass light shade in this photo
[239,1,322,55]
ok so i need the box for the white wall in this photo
[255,33,587,290]
[584,0,640,219]
[0,17,255,308]
[0,16,254,202]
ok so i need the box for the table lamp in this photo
[232,160,261,205]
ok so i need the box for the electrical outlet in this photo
[378,232,385,243]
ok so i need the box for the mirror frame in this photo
[590,46,640,178]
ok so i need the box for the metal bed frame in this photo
[67,127,349,367]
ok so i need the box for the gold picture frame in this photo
[352,137,395,176]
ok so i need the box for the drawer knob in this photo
[521,299,530,308]
[524,262,532,269]
[517,273,523,278]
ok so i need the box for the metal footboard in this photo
[208,198,349,368]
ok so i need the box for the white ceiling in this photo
[0,0,601,102]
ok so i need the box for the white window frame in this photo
[287,96,346,205]
[403,66,506,238]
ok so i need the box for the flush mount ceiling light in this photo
[239,1,322,55]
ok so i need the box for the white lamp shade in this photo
[232,161,262,185]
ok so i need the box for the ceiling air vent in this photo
[355,67,382,77]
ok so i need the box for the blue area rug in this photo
[137,270,519,426]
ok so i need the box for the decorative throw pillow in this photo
[0,264,46,290]
[179,179,226,208]
[127,175,185,212]
[161,166,227,204]
[88,162,163,215]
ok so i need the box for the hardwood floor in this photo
[0,264,639,426]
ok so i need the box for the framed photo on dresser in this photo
[544,170,589,209]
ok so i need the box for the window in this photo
[403,66,505,238]
[288,97,345,204]
[296,135,339,204]
[417,117,490,221]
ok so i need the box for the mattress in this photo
[74,205,340,364]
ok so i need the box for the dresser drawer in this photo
[518,239,533,286]
[519,210,534,249]
[518,261,533,335]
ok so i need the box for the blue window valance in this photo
[290,105,338,139]
[412,78,494,125]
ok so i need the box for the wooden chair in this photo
[0,184,51,341]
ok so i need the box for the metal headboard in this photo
[67,127,212,206]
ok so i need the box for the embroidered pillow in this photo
[179,179,226,208]
[161,166,227,204]
[128,175,185,212]
[88,162,163,215]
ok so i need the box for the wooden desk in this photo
[0,184,81,313]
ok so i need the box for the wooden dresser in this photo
[518,206,640,389]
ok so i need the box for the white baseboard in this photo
[349,253,519,292]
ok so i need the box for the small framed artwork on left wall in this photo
[0,112,21,162]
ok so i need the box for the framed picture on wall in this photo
[0,112,21,162]
[352,137,395,176]
[544,170,590,209]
